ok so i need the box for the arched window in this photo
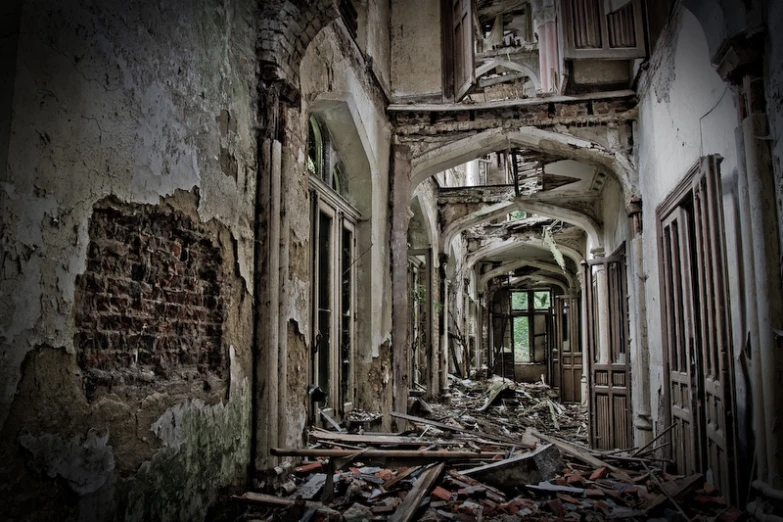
[308,116,346,195]
[307,116,324,178]
[308,113,357,417]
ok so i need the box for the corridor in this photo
[1,0,783,521]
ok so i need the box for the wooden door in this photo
[692,170,735,501]
[660,207,699,475]
[552,298,562,390]
[558,296,582,403]
[657,156,738,502]
[586,251,633,450]
[452,0,475,100]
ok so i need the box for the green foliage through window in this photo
[534,291,551,310]
[511,292,528,310]
[513,316,530,361]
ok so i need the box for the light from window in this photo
[511,291,528,310]
[534,291,551,310]
[513,316,530,362]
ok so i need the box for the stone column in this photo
[441,278,450,395]
[532,0,558,92]
[743,107,783,481]
[390,144,412,428]
[592,249,611,365]
[476,292,484,373]
[579,267,589,408]
[627,199,653,447]
[716,34,782,490]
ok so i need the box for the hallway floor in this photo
[223,378,741,522]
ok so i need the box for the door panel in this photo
[660,207,699,475]
[586,252,632,450]
[657,156,738,503]
[557,296,582,403]
[691,163,736,500]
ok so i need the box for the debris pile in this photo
[232,380,742,521]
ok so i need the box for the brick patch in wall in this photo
[74,197,226,396]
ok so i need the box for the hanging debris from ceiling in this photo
[542,222,567,272]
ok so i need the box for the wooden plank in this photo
[391,412,534,447]
[389,463,445,522]
[318,407,342,432]
[270,448,504,460]
[477,381,508,412]
[446,469,506,503]
[531,431,618,471]
[643,471,703,513]
[233,492,324,510]
[383,466,422,490]
[310,431,457,446]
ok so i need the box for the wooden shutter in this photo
[452,0,475,100]
[560,0,646,59]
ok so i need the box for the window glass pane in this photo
[513,316,530,362]
[308,117,321,176]
[340,227,353,406]
[317,211,332,402]
[511,291,528,310]
[561,301,569,345]
[533,291,551,310]
[332,164,343,194]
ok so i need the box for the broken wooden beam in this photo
[462,443,563,493]
[477,381,508,412]
[270,448,505,460]
[391,412,534,448]
[233,492,325,510]
[383,465,422,490]
[309,430,457,447]
[388,463,445,522]
[531,430,618,471]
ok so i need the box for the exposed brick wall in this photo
[258,0,340,87]
[74,197,226,397]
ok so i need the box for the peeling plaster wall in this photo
[390,0,443,99]
[636,7,740,432]
[293,21,393,432]
[365,0,392,92]
[0,0,257,519]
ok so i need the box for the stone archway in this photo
[441,198,601,255]
[411,126,636,198]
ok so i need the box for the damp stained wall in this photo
[390,0,443,99]
[0,0,258,519]
[635,7,740,432]
[292,20,394,436]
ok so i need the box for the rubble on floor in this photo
[232,379,743,521]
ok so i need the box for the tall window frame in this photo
[308,116,358,417]
[509,288,552,364]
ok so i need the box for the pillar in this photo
[627,199,653,447]
[715,34,783,492]
[532,0,558,92]
[390,144,412,427]
[592,250,611,365]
